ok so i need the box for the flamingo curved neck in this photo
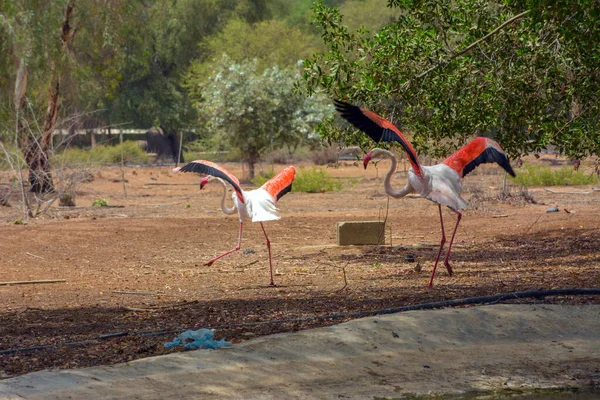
[374,149,413,199]
[213,178,236,215]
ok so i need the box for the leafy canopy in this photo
[301,0,600,159]
[188,55,332,178]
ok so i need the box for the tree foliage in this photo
[189,55,332,179]
[301,0,600,159]
[188,18,322,84]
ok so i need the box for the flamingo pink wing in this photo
[261,166,295,201]
[178,160,245,202]
[443,137,516,178]
[334,99,422,176]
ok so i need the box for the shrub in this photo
[92,198,109,207]
[511,164,599,187]
[59,192,76,207]
[293,167,342,193]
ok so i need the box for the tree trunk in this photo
[248,159,256,180]
[25,79,60,193]
[247,150,258,180]
[15,2,75,194]
[14,56,54,192]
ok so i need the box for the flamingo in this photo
[175,160,295,286]
[334,99,516,287]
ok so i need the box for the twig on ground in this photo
[239,259,259,268]
[25,252,44,259]
[524,214,543,235]
[112,291,159,295]
[0,279,66,286]
[145,183,198,186]
[544,188,590,195]
[122,301,195,312]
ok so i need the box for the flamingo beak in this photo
[200,176,210,190]
[363,152,372,170]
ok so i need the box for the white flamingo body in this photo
[335,100,516,287]
[381,153,468,210]
[212,178,280,223]
[176,161,295,286]
[243,188,281,222]
[418,164,468,211]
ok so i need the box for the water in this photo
[505,393,599,400]
[466,390,600,400]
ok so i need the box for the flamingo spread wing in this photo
[178,160,245,203]
[246,166,296,222]
[443,137,516,178]
[261,166,295,201]
[334,99,422,177]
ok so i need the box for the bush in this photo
[293,167,342,193]
[511,164,599,187]
[92,198,109,207]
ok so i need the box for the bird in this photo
[175,160,296,286]
[334,99,516,287]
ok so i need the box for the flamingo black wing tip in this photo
[276,183,293,201]
[178,162,201,173]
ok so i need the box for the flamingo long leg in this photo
[443,209,462,275]
[259,222,275,286]
[428,205,447,288]
[205,222,243,266]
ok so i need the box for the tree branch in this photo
[392,10,531,93]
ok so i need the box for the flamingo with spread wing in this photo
[335,99,516,287]
[176,161,295,286]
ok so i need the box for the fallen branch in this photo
[112,290,158,295]
[0,279,66,286]
[524,214,543,235]
[544,188,590,195]
[55,205,125,210]
[492,214,509,218]
[239,259,259,268]
[122,301,195,312]
[145,183,198,186]
[25,252,44,259]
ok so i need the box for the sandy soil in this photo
[0,156,599,378]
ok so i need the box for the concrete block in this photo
[337,221,385,246]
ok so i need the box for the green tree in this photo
[189,55,332,179]
[188,18,322,84]
[1,0,139,194]
[1,1,78,193]
[301,0,600,160]
[101,0,281,157]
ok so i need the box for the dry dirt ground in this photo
[0,156,599,380]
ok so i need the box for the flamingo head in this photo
[363,152,373,170]
[200,176,212,189]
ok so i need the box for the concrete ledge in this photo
[337,221,385,246]
[2,305,599,399]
